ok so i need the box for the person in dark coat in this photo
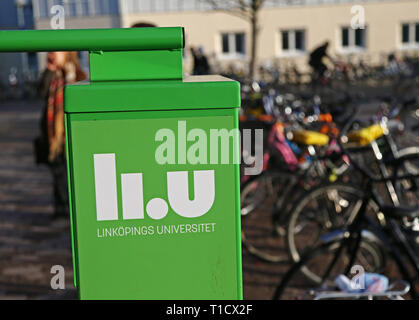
[190,46,210,75]
[309,41,331,79]
[37,52,86,219]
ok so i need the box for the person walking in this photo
[190,46,210,75]
[37,51,87,219]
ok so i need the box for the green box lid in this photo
[64,75,241,113]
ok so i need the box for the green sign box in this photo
[0,27,243,299]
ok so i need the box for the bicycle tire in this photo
[393,148,419,207]
[241,171,287,262]
[286,183,383,283]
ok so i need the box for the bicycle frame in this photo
[317,177,419,299]
[317,126,419,298]
[273,186,419,300]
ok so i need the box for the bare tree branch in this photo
[255,0,266,11]
[203,0,252,21]
[201,0,267,80]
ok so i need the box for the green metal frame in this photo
[0,27,183,52]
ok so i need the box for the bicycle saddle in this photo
[347,124,384,146]
[381,205,419,220]
[292,130,330,146]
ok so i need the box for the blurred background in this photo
[2,0,419,87]
[0,0,418,300]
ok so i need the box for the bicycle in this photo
[240,115,350,262]
[273,120,419,300]
[285,116,419,282]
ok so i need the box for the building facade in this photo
[28,0,419,76]
[0,0,36,89]
[32,0,121,71]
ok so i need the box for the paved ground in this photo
[0,99,76,299]
[0,96,417,300]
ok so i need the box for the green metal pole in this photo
[0,27,184,52]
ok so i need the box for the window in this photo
[402,24,410,43]
[355,29,364,47]
[340,27,366,52]
[222,34,230,54]
[282,31,289,50]
[36,0,49,18]
[295,30,305,51]
[94,0,109,15]
[401,23,419,48]
[280,29,305,55]
[220,32,246,58]
[235,33,245,54]
[80,0,90,15]
[35,0,119,17]
[91,0,118,15]
[64,0,78,17]
[342,28,349,47]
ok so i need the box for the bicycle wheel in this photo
[241,171,286,262]
[394,148,419,207]
[272,161,336,236]
[241,170,285,216]
[286,183,383,283]
[273,237,386,300]
[399,104,419,138]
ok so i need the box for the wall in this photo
[121,0,419,74]
[0,0,35,88]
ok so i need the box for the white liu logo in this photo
[93,154,215,221]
